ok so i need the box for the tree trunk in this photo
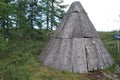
[46,0,49,30]
[50,0,54,30]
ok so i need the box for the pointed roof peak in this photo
[67,1,86,14]
[72,1,82,5]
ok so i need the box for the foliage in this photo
[0,1,15,29]
[98,32,120,74]
[0,63,30,80]
[39,0,67,30]
[0,34,6,51]
[0,30,120,80]
[0,29,49,80]
[0,1,120,79]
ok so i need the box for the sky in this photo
[63,0,120,31]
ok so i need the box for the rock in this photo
[96,75,101,78]
[112,74,118,78]
[115,65,120,73]
[103,72,119,80]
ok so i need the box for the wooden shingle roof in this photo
[52,1,99,38]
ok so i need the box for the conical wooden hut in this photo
[40,1,113,73]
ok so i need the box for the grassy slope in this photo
[0,30,120,80]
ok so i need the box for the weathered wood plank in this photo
[40,38,61,67]
[79,13,99,38]
[59,13,74,38]
[72,13,83,38]
[93,38,105,69]
[84,38,99,71]
[52,39,73,71]
[96,39,114,66]
[87,16,99,38]
[72,38,88,73]
[94,38,109,69]
[52,13,69,38]
[40,38,55,61]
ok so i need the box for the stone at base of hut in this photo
[115,65,120,73]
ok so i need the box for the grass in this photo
[0,29,120,80]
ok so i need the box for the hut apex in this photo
[40,1,113,73]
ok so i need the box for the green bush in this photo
[0,34,8,59]
[0,62,30,80]
[0,34,6,51]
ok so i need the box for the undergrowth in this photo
[0,30,120,80]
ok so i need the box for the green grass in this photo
[0,29,120,80]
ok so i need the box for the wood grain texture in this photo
[79,13,99,38]
[85,38,99,71]
[72,38,88,73]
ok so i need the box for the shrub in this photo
[0,34,6,51]
[0,62,30,80]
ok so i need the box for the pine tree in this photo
[0,0,14,42]
[39,0,67,30]
[12,0,30,38]
[49,0,67,30]
[27,0,38,39]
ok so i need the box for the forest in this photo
[0,0,67,40]
[0,0,120,80]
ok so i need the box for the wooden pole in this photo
[116,39,119,53]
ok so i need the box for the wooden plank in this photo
[52,13,69,38]
[59,13,77,38]
[96,39,113,67]
[84,38,99,71]
[46,38,63,68]
[72,38,88,73]
[94,38,108,69]
[40,38,55,61]
[79,13,99,38]
[93,38,106,70]
[40,38,62,67]
[86,15,99,38]
[51,39,73,71]
[72,13,83,38]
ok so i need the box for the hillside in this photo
[0,29,120,80]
